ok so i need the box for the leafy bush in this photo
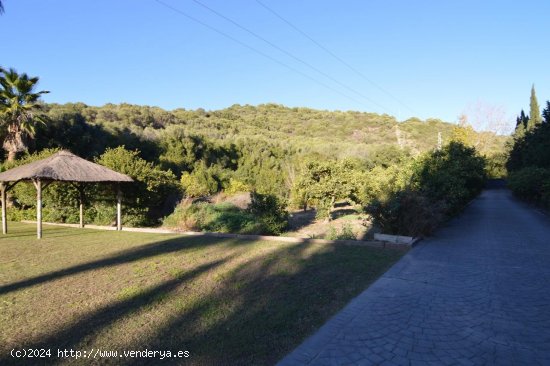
[485,152,508,179]
[314,198,332,221]
[96,146,179,226]
[412,141,486,215]
[198,203,260,234]
[367,190,446,237]
[180,162,219,197]
[161,199,195,229]
[506,104,550,208]
[507,167,550,202]
[359,163,414,205]
[163,201,263,234]
[325,223,356,240]
[366,142,486,236]
[291,159,365,220]
[248,191,288,235]
[508,117,550,172]
[223,178,250,195]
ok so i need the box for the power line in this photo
[191,0,390,113]
[255,0,418,116]
[153,0,369,109]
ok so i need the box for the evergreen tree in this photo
[528,84,542,130]
[514,110,529,139]
[543,101,550,124]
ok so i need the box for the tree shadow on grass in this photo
[0,237,400,366]
[0,235,246,296]
[0,258,230,366]
[287,209,317,232]
[0,226,73,239]
[0,225,123,239]
[126,243,400,365]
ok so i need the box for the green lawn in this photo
[0,222,403,365]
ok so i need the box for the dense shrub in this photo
[180,162,219,197]
[223,178,250,195]
[314,198,332,221]
[485,152,508,179]
[291,159,365,220]
[367,190,446,237]
[507,167,550,202]
[163,201,262,234]
[359,163,413,205]
[248,191,288,235]
[96,146,179,225]
[326,223,357,240]
[507,102,550,207]
[412,142,486,215]
[508,119,550,172]
[366,142,486,236]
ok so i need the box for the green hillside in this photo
[41,102,507,161]
[2,101,507,229]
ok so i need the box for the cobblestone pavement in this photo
[279,189,550,365]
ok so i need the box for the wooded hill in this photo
[38,102,507,163]
[3,102,507,229]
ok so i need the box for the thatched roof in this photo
[0,151,133,183]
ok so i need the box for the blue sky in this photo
[1,0,549,129]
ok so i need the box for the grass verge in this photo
[0,222,403,365]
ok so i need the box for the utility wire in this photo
[153,0,368,109]
[255,0,418,116]
[191,0,390,112]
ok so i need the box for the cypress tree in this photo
[528,84,542,130]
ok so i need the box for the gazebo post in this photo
[1,183,7,235]
[34,179,42,239]
[116,184,122,231]
[80,195,84,228]
[77,184,85,228]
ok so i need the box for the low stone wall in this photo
[21,220,411,250]
[374,233,420,246]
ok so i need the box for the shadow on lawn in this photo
[0,225,132,239]
[131,243,318,365]
[0,235,243,296]
[287,209,317,232]
[0,235,398,365]
[123,243,396,365]
[0,258,229,366]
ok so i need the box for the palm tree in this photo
[0,68,49,161]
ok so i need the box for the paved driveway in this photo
[279,189,550,365]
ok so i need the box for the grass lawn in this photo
[0,222,403,365]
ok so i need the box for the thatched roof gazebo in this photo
[0,150,133,238]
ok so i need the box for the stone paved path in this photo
[279,189,550,365]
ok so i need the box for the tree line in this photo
[1,67,493,235]
[507,86,550,206]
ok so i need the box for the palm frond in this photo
[0,67,49,156]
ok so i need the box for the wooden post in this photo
[80,201,83,228]
[35,179,42,239]
[1,183,6,235]
[116,185,122,231]
[78,185,85,228]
